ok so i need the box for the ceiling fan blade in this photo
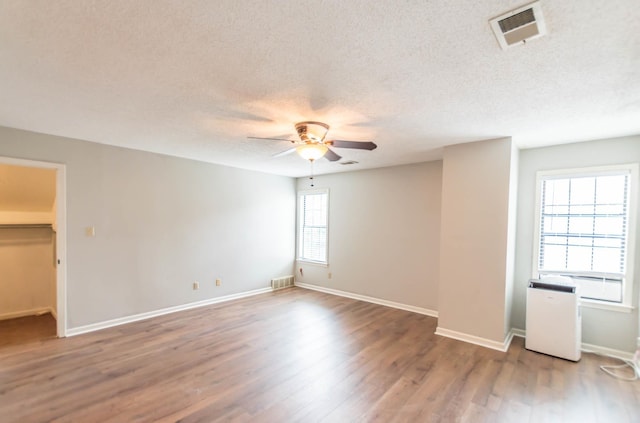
[323,147,342,162]
[273,147,297,158]
[327,140,377,150]
[248,136,296,143]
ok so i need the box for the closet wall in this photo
[0,227,56,319]
[0,164,57,320]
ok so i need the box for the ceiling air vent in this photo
[490,1,546,50]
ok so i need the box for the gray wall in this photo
[513,135,640,352]
[3,124,637,353]
[0,126,296,329]
[295,162,442,311]
[438,138,517,343]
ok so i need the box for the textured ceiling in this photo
[0,1,639,177]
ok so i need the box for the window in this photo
[533,164,638,305]
[298,189,329,264]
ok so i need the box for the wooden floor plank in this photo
[1,287,639,422]
[0,313,56,347]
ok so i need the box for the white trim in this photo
[294,282,438,317]
[512,328,526,338]
[296,259,329,268]
[581,342,635,361]
[512,328,635,360]
[637,337,640,348]
[296,259,329,271]
[66,287,272,337]
[435,326,514,352]
[0,307,54,321]
[0,156,67,337]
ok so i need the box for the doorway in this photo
[0,156,66,338]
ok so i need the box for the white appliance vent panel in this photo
[490,1,547,50]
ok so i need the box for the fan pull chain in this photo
[309,159,315,187]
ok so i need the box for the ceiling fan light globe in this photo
[297,143,328,161]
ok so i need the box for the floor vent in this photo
[490,1,546,50]
[271,275,295,290]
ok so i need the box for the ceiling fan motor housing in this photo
[295,121,329,143]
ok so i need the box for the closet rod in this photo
[0,223,53,229]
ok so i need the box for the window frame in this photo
[297,188,329,266]
[532,163,638,310]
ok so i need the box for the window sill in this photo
[580,299,634,313]
[296,259,328,268]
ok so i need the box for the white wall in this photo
[438,138,517,345]
[295,162,442,311]
[0,227,55,319]
[0,126,296,329]
[513,135,640,352]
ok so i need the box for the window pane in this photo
[542,216,567,233]
[543,235,567,245]
[540,244,567,270]
[537,169,632,303]
[594,216,623,236]
[566,246,592,271]
[544,179,569,206]
[596,175,626,204]
[568,217,593,234]
[592,247,623,273]
[595,204,624,214]
[299,192,328,263]
[567,236,592,247]
[593,237,622,248]
[302,227,327,261]
[569,177,595,205]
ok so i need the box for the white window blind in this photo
[298,190,328,263]
[536,168,635,303]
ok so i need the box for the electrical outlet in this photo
[215,278,221,286]
[193,281,199,290]
[328,272,332,279]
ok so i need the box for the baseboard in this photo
[581,342,635,361]
[511,327,634,360]
[0,307,53,321]
[511,328,525,338]
[66,287,273,337]
[294,282,438,318]
[435,326,513,352]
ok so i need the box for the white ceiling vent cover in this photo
[490,1,547,50]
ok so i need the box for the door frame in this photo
[0,156,67,337]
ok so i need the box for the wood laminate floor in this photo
[0,287,638,422]
[0,313,57,347]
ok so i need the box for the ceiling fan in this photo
[248,121,377,162]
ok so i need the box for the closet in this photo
[0,164,57,343]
